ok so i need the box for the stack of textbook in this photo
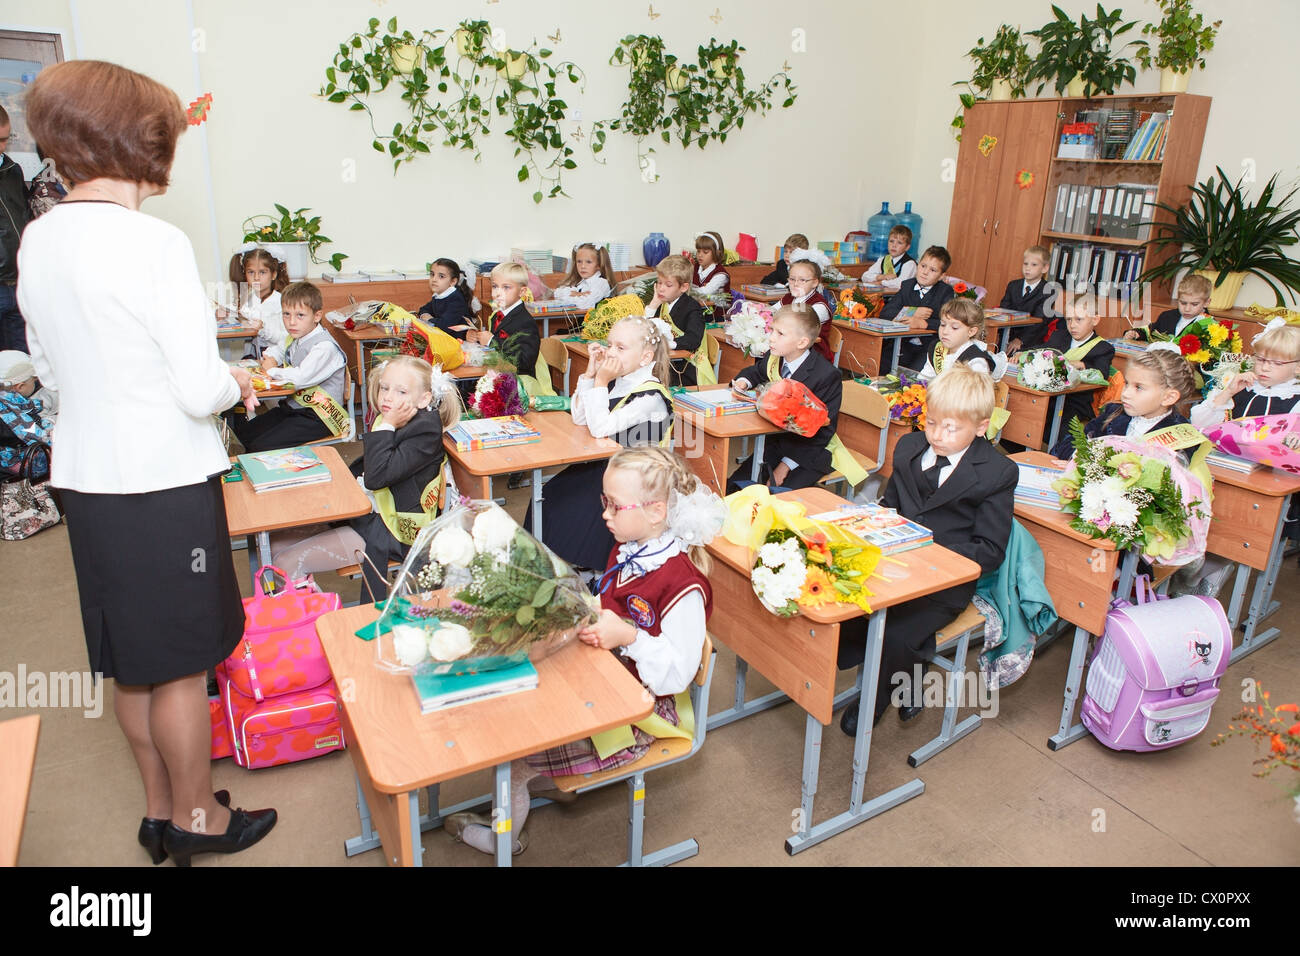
[412,658,539,714]
[1014,461,1064,509]
[675,388,756,417]
[445,415,542,452]
[809,506,933,555]
[236,446,331,493]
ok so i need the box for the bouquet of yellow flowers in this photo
[887,376,928,429]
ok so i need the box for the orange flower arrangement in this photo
[1212,684,1300,800]
[836,287,884,321]
[799,567,836,608]
[755,378,831,437]
[887,381,928,429]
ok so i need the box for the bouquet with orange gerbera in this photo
[1211,682,1300,804]
[836,287,885,321]
[754,378,830,437]
[887,377,928,429]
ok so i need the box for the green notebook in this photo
[235,445,331,493]
[411,658,539,714]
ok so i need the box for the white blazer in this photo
[18,202,241,493]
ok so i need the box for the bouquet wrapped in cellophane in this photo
[370,501,596,676]
[755,378,830,437]
[724,299,773,357]
[723,485,881,617]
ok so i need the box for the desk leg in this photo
[709,655,790,729]
[531,467,544,540]
[344,774,383,857]
[998,327,1011,352]
[891,337,902,372]
[494,762,513,868]
[406,790,423,867]
[751,435,766,483]
[1225,564,1250,630]
[256,531,272,571]
[785,609,925,855]
[1047,394,1067,449]
[357,341,369,428]
[1048,548,1138,750]
[245,535,259,583]
[1232,504,1289,662]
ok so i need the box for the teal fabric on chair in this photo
[975,518,1057,689]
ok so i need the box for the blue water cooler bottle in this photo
[867,202,897,260]
[895,201,922,258]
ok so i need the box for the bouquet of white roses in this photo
[752,535,808,616]
[724,300,773,357]
[370,501,594,675]
[1019,348,1071,392]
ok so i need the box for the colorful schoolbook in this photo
[1014,461,1064,508]
[525,300,587,316]
[1205,449,1262,474]
[809,506,933,555]
[850,318,911,333]
[236,446,331,493]
[445,415,542,452]
[1110,337,1147,357]
[741,283,788,299]
[412,657,539,714]
[675,388,756,417]
[984,308,1030,321]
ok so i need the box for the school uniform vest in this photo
[931,340,994,375]
[692,263,731,296]
[1232,389,1300,419]
[781,290,834,360]
[608,381,675,448]
[285,325,347,408]
[879,252,914,277]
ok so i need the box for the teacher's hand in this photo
[230,366,260,414]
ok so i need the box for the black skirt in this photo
[524,460,614,571]
[59,475,244,685]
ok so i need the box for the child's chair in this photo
[707,333,722,382]
[825,324,844,368]
[906,604,987,768]
[545,636,717,867]
[988,379,1012,445]
[818,380,890,495]
[540,337,570,395]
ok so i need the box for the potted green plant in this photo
[969,24,1034,100]
[1141,166,1300,308]
[242,205,348,278]
[1136,0,1221,93]
[1027,4,1145,98]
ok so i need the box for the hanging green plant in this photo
[590,35,795,178]
[950,23,1034,140]
[320,17,584,202]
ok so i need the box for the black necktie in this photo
[1024,284,1031,297]
[917,286,928,298]
[781,362,793,378]
[922,455,950,496]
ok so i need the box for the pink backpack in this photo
[216,566,346,769]
[1081,578,1230,752]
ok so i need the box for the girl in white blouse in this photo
[218,248,288,359]
[553,242,614,306]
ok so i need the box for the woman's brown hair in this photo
[26,61,187,187]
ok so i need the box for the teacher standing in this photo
[20,60,276,866]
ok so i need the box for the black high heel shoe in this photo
[162,805,277,867]
[138,791,233,864]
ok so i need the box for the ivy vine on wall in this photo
[590,35,797,180]
[320,17,584,202]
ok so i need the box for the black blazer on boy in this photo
[1000,279,1058,348]
[738,348,842,475]
[879,277,955,329]
[490,301,540,377]
[1133,308,1196,342]
[661,295,707,386]
[884,431,1017,607]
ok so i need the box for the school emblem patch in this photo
[626,594,656,629]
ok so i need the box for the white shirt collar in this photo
[434,285,458,300]
[1070,334,1094,349]
[1126,412,1167,436]
[780,349,811,376]
[616,533,683,582]
[697,263,716,280]
[608,362,657,398]
[290,322,327,347]
[1250,378,1300,399]
[1023,279,1040,292]
[920,443,971,486]
[1173,311,1204,333]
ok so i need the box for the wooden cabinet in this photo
[947,99,1060,292]
[948,94,1210,334]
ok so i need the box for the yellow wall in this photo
[2,0,1296,308]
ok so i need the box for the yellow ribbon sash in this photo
[611,380,675,448]
[1143,422,1214,494]
[295,386,351,439]
[881,255,896,278]
[1063,336,1106,362]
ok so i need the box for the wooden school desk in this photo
[832,320,926,378]
[672,402,779,496]
[1001,377,1104,450]
[442,411,619,540]
[224,444,373,582]
[560,339,692,391]
[705,487,981,854]
[217,323,258,340]
[706,329,749,384]
[0,714,39,866]
[1010,451,1139,750]
[985,313,1041,352]
[1204,463,1300,662]
[317,605,653,867]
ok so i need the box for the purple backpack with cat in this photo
[1081,578,1230,752]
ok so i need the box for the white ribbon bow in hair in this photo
[649,316,677,349]
[1146,341,1182,355]
[235,241,286,264]
[787,247,830,271]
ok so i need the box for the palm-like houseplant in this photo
[1026,4,1145,98]
[1141,166,1300,308]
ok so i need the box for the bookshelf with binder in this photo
[1038,93,1211,332]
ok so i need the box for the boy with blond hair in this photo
[645,254,708,386]
[1125,273,1213,342]
[838,365,1017,734]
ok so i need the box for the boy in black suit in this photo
[1123,273,1212,342]
[838,365,1017,734]
[645,254,708,386]
[1002,245,1060,356]
[760,233,809,286]
[879,245,955,372]
[469,261,541,378]
[1033,297,1115,444]
[729,305,842,490]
